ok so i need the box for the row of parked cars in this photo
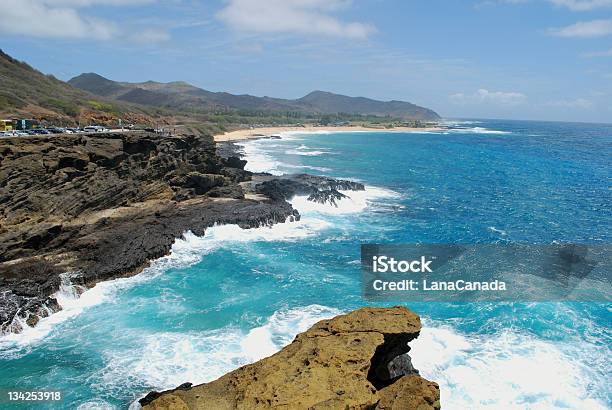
[0,126,111,138]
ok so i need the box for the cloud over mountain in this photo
[216,0,376,39]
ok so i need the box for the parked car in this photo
[83,126,106,133]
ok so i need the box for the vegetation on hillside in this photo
[0,50,439,130]
[0,50,161,126]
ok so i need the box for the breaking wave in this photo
[410,323,609,409]
[290,186,401,215]
[99,305,341,407]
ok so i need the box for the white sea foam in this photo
[104,305,341,405]
[77,400,114,410]
[447,126,511,135]
[284,149,333,156]
[238,136,401,217]
[0,217,332,349]
[283,164,331,172]
[290,186,401,215]
[440,120,483,126]
[0,273,135,351]
[122,307,608,410]
[466,127,510,135]
[0,128,389,346]
[410,324,608,409]
[235,140,286,175]
[488,226,508,236]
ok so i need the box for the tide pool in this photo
[0,119,610,409]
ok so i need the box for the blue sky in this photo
[1,0,611,122]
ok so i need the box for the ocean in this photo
[0,119,610,409]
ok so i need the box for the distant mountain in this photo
[298,91,440,121]
[0,51,153,124]
[0,48,440,123]
[69,74,440,120]
[65,72,129,98]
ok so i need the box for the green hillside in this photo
[0,50,158,125]
[68,73,441,120]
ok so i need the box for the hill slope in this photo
[298,90,439,120]
[0,50,155,125]
[69,74,440,120]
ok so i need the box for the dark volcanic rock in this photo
[183,172,226,195]
[215,141,243,160]
[206,185,244,199]
[0,132,286,334]
[0,132,363,335]
[68,198,297,285]
[307,188,347,206]
[0,132,237,229]
[253,173,364,202]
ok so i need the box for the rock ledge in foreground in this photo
[140,306,440,410]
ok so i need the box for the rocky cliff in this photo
[0,132,363,334]
[140,306,440,410]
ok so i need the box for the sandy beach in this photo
[213,125,442,142]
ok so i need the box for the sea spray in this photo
[1,122,610,409]
[111,305,340,408]
[290,186,401,215]
[409,323,608,409]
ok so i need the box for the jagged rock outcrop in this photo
[253,174,364,203]
[0,132,239,230]
[0,132,291,333]
[0,132,366,334]
[140,307,440,410]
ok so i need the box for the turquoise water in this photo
[0,119,610,409]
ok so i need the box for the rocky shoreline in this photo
[139,306,440,409]
[0,132,363,334]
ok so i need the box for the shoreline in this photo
[0,132,293,335]
[214,125,443,142]
[0,131,369,337]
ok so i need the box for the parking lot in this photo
[0,126,135,138]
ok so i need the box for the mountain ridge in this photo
[68,73,440,120]
[0,51,158,125]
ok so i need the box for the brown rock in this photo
[145,394,190,410]
[141,307,439,410]
[376,375,441,410]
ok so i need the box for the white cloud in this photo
[450,88,527,106]
[546,98,593,108]
[0,0,162,41]
[216,0,376,40]
[549,19,612,38]
[582,48,612,57]
[0,0,116,39]
[548,0,612,11]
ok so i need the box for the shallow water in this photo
[0,119,610,409]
